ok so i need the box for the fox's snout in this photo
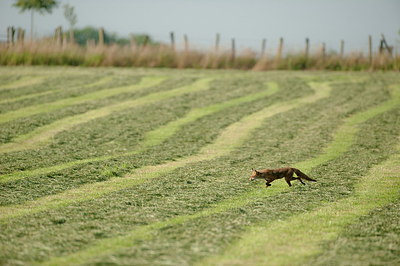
[249,169,258,181]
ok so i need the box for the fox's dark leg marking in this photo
[297,178,306,185]
[265,179,272,188]
[291,176,306,185]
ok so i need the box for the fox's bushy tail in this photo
[293,168,316,182]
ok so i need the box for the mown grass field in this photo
[0,66,399,265]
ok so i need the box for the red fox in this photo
[249,167,316,188]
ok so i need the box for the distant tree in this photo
[72,26,157,46]
[63,4,77,43]
[13,0,58,41]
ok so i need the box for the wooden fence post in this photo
[62,32,67,48]
[17,28,25,44]
[321,42,326,62]
[7,27,15,45]
[98,27,105,46]
[305,38,310,60]
[261,38,266,58]
[184,34,189,53]
[54,26,62,46]
[231,38,236,63]
[7,27,11,45]
[380,34,393,57]
[170,31,175,50]
[275,37,284,66]
[340,40,344,58]
[368,35,373,65]
[215,33,220,53]
[144,35,149,47]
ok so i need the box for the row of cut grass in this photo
[0,75,197,143]
[40,82,399,265]
[0,76,299,205]
[0,76,166,124]
[0,81,279,183]
[310,199,400,265]
[0,80,285,212]
[198,86,400,264]
[0,75,44,91]
[44,138,400,266]
[0,75,113,105]
[0,70,397,265]
[0,77,210,154]
[0,75,278,171]
[0,78,333,263]
[84,105,400,266]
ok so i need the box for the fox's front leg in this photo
[265,179,272,188]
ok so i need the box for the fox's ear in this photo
[251,168,254,171]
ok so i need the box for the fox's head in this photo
[249,168,261,181]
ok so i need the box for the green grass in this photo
[201,142,400,266]
[0,77,304,204]
[0,75,113,105]
[0,76,166,124]
[0,75,45,91]
[38,81,400,266]
[0,67,399,265]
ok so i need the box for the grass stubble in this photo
[0,68,398,265]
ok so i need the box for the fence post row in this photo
[3,27,397,70]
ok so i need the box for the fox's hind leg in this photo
[294,177,306,185]
[284,176,292,187]
[287,170,305,185]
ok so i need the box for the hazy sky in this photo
[1,0,399,53]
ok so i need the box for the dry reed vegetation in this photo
[0,40,398,70]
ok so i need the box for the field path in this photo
[0,77,211,154]
[38,83,400,266]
